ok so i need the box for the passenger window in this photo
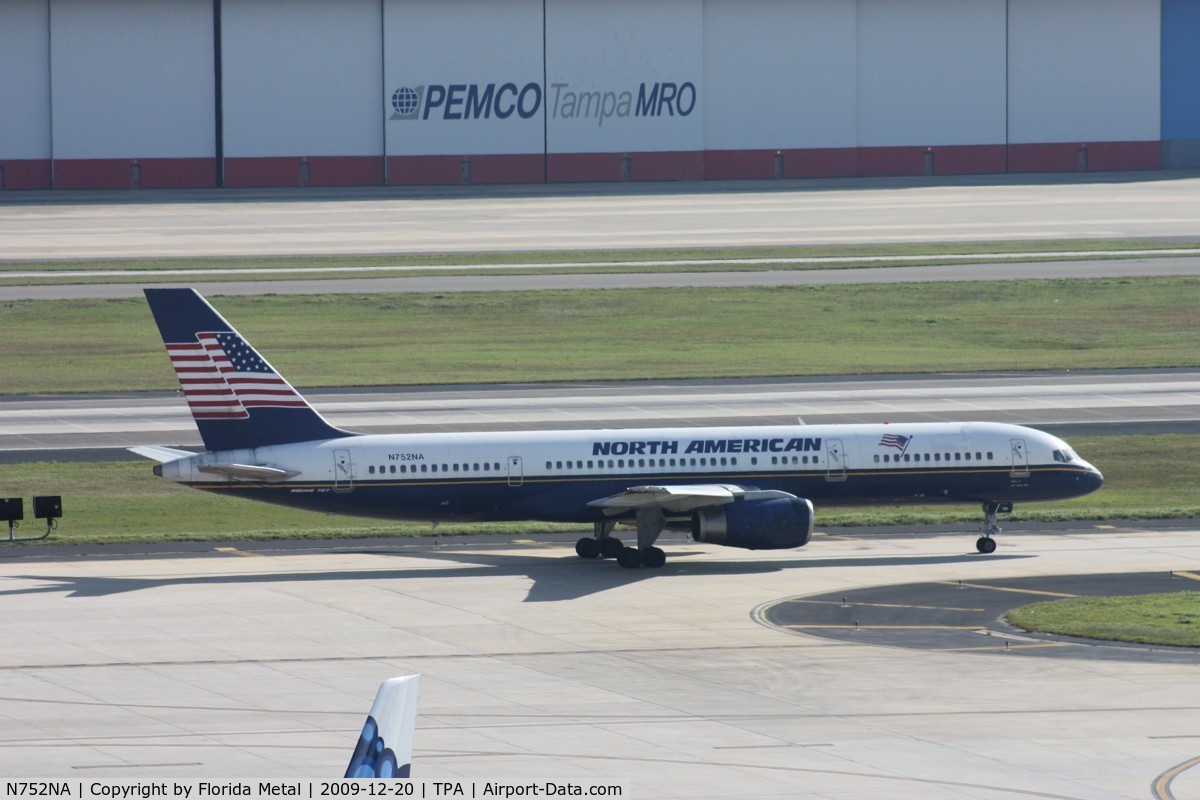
[987,452,993,460]
[638,459,645,468]
[368,466,375,474]
[750,457,757,465]
[721,457,727,466]
[482,463,489,471]
[904,454,910,462]
[965,453,971,461]
[954,453,961,461]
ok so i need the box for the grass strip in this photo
[3,434,1193,545]
[2,277,1198,394]
[1006,592,1200,647]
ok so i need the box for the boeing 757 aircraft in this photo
[132,289,1103,568]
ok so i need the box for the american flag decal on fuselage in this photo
[879,433,912,454]
[167,331,308,419]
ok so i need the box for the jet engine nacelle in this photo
[691,496,814,550]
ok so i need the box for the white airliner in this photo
[132,289,1103,568]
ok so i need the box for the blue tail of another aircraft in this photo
[346,675,420,779]
[144,288,352,452]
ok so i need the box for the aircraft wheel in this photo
[616,547,643,569]
[599,537,624,559]
[576,537,601,559]
[641,546,666,568]
[976,536,997,554]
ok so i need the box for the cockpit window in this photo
[1052,448,1076,463]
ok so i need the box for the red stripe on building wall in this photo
[930,145,1007,175]
[548,151,704,182]
[0,160,53,190]
[226,156,394,187]
[387,155,464,185]
[782,148,858,178]
[629,151,705,181]
[16,141,1165,191]
[137,158,217,189]
[387,154,543,185]
[547,153,625,182]
[308,157,384,187]
[1006,143,1085,173]
[1085,141,1160,171]
[705,150,777,180]
[53,159,138,190]
[223,157,305,188]
[857,147,928,177]
[463,154,545,184]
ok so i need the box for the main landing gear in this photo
[976,501,1012,554]
[575,512,668,569]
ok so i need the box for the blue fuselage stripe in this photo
[185,465,1099,523]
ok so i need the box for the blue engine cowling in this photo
[691,496,814,550]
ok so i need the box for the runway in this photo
[3,524,1200,797]
[3,173,1200,261]
[2,369,1197,458]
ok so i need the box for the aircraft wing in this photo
[587,484,752,515]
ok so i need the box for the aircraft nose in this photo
[1087,466,1104,493]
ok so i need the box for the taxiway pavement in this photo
[4,173,1200,261]
[2,524,1199,798]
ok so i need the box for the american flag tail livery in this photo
[144,288,352,452]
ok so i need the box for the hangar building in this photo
[1,0,1197,190]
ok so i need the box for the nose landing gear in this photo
[976,501,1012,554]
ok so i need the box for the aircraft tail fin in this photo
[346,675,420,779]
[143,288,352,452]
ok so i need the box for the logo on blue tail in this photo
[345,714,409,778]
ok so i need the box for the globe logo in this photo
[391,87,420,119]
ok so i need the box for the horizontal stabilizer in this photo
[127,445,194,463]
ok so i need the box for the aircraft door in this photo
[825,439,847,482]
[1010,438,1029,478]
[334,448,354,493]
[507,456,523,487]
